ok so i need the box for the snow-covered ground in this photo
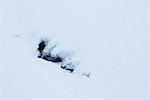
[0,0,149,100]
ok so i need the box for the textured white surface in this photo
[0,0,148,100]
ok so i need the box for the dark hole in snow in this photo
[41,53,62,63]
[37,38,75,73]
[65,68,74,73]
[38,40,47,58]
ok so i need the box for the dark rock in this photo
[38,40,47,56]
[37,38,75,73]
[42,54,62,63]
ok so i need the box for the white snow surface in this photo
[0,0,148,100]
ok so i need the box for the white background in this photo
[0,0,149,100]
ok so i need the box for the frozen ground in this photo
[0,0,149,100]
